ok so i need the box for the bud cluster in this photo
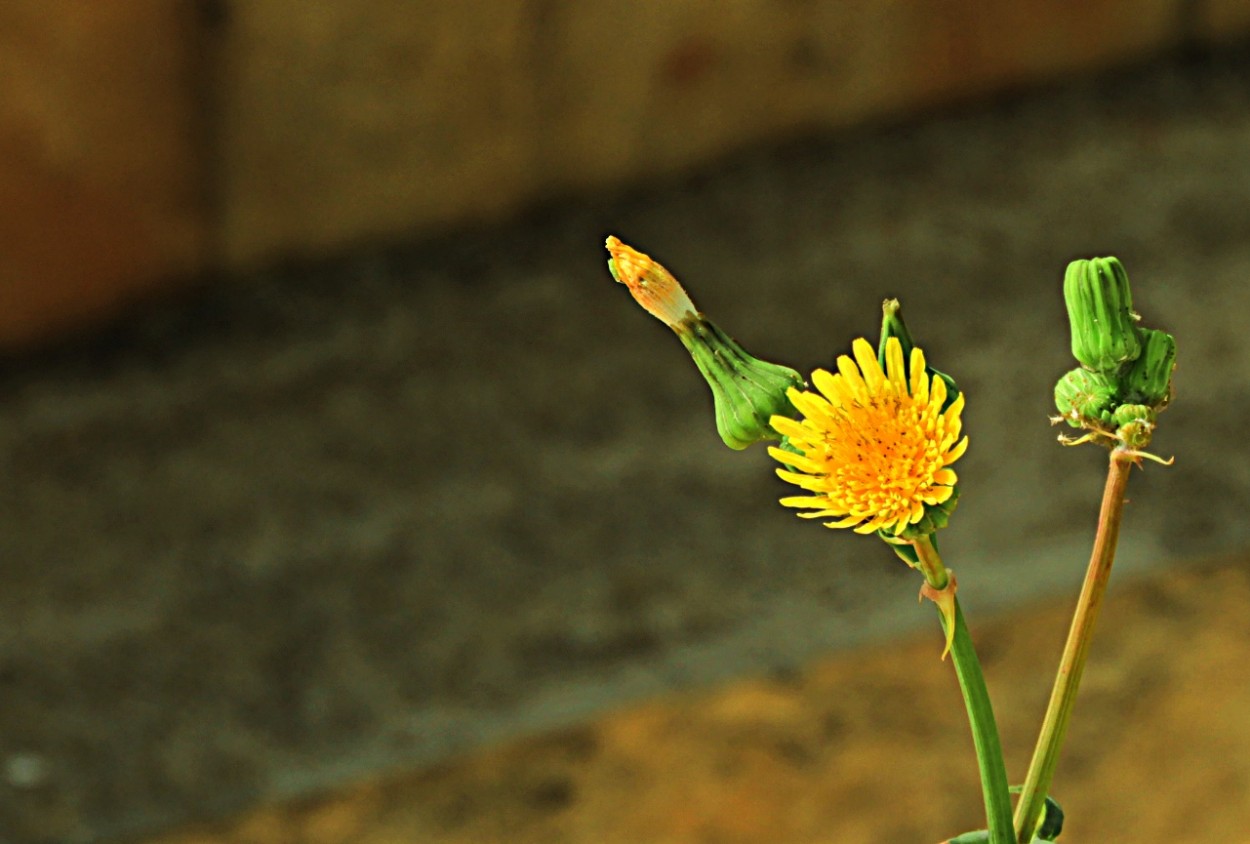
[1054,257,1175,447]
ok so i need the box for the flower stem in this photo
[1012,448,1134,842]
[913,536,1014,844]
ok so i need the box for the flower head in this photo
[768,337,967,536]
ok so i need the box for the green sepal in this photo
[892,486,960,540]
[1037,793,1065,840]
[878,298,916,362]
[877,298,960,411]
[874,488,959,547]
[1064,257,1141,373]
[943,833,1054,844]
[881,531,931,568]
[944,832,990,844]
[930,366,961,413]
[1007,787,1065,841]
[679,317,804,450]
[771,436,805,472]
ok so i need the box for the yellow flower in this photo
[768,337,968,536]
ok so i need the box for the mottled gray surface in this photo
[3,50,1250,843]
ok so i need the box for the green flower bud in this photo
[678,317,803,450]
[1054,367,1119,427]
[1064,257,1141,372]
[1111,402,1155,429]
[1122,327,1176,406]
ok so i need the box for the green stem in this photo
[1012,448,1134,842]
[914,536,1014,844]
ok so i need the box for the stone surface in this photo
[145,558,1250,843]
[0,2,207,349]
[3,47,1250,843]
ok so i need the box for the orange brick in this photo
[0,1,206,349]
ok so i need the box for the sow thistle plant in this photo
[604,236,1175,844]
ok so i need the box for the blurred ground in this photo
[4,45,1250,844]
[147,555,1250,843]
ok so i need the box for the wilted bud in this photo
[1064,257,1141,372]
[1122,327,1176,406]
[606,235,802,450]
[1054,368,1118,427]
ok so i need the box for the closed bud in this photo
[1111,403,1155,429]
[1064,257,1141,372]
[1054,367,1119,427]
[1122,327,1176,406]
[1110,403,1155,449]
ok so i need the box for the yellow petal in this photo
[943,436,969,464]
[852,338,886,392]
[768,448,824,474]
[770,416,807,439]
[884,337,906,391]
[909,348,928,401]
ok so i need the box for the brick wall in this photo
[0,2,207,348]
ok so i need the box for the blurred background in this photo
[3,2,1250,842]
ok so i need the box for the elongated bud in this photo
[606,236,803,450]
[1122,327,1176,406]
[1064,257,1140,372]
[1054,367,1119,427]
